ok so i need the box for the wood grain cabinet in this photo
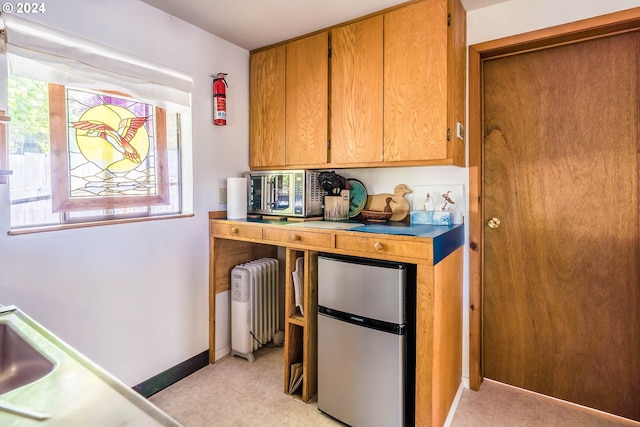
[249,44,286,168]
[249,32,328,169]
[330,15,384,165]
[383,0,466,166]
[209,218,465,426]
[249,0,466,170]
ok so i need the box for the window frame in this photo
[48,84,170,213]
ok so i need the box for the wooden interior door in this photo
[482,31,640,421]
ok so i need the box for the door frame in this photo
[467,6,640,391]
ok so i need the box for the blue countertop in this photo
[348,222,464,264]
[235,217,465,264]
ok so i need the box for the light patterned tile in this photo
[535,395,594,427]
[150,348,640,427]
[451,409,495,427]
[573,406,638,427]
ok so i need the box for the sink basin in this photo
[0,306,181,425]
[0,322,54,395]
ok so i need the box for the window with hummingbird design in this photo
[49,85,169,212]
[7,75,184,231]
[2,14,191,233]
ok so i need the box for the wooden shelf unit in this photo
[283,248,318,402]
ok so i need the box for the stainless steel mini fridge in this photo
[317,254,415,427]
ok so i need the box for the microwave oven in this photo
[246,170,325,217]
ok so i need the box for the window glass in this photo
[8,75,183,230]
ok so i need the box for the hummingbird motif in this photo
[72,116,148,163]
[442,191,456,210]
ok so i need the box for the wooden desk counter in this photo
[209,215,464,427]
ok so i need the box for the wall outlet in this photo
[219,188,227,204]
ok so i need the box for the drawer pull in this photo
[373,241,383,251]
[230,227,239,234]
[290,233,300,241]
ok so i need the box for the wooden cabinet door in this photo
[285,32,329,166]
[250,45,286,168]
[331,15,383,165]
[384,0,449,162]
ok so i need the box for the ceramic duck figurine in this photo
[365,184,412,221]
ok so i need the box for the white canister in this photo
[227,177,247,219]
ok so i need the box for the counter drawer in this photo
[265,228,332,248]
[335,234,432,261]
[210,222,263,240]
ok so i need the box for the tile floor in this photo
[149,346,639,427]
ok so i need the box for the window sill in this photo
[7,213,194,236]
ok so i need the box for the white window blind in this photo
[1,13,193,110]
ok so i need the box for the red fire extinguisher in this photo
[212,73,228,126]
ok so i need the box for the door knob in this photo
[487,217,501,229]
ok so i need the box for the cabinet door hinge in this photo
[447,13,451,26]
[447,128,451,141]
[328,47,332,58]
[327,139,331,149]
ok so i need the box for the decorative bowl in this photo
[359,210,392,222]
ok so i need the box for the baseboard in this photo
[443,381,465,427]
[133,350,209,398]
[215,345,231,362]
[462,375,470,389]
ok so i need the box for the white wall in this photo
[0,0,249,386]
[345,0,640,386]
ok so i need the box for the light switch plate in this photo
[456,122,464,140]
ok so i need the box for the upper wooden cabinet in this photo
[250,32,328,169]
[384,0,465,165]
[285,32,329,166]
[249,45,286,168]
[330,15,384,165]
[249,0,466,170]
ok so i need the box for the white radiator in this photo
[230,258,280,362]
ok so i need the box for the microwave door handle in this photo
[271,176,278,209]
[264,176,271,211]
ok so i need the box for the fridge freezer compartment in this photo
[318,314,405,427]
[318,254,406,323]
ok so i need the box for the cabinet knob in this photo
[373,241,383,251]
[230,227,239,234]
[290,233,300,241]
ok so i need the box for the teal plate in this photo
[348,179,368,218]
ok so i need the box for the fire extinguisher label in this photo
[214,99,226,119]
[214,97,226,123]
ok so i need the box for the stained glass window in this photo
[50,85,169,212]
[3,14,191,232]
